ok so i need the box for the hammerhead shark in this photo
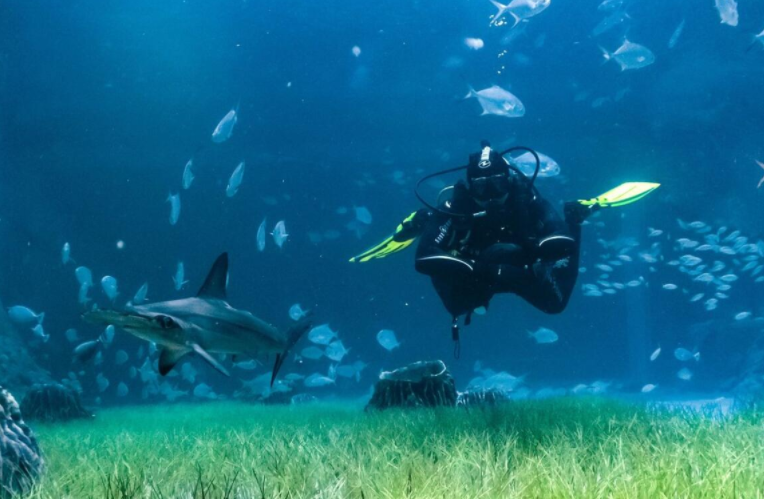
[83,253,311,385]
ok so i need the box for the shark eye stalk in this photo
[154,315,177,329]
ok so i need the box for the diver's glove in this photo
[564,201,599,225]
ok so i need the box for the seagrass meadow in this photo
[27,398,764,498]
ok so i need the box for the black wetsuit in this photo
[413,177,582,321]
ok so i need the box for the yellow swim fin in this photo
[349,211,420,263]
[578,182,660,208]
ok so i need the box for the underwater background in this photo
[2,0,764,407]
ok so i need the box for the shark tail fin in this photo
[271,315,313,387]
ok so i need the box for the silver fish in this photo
[257,218,267,252]
[715,0,738,27]
[211,107,238,143]
[173,262,189,291]
[167,193,181,225]
[466,85,525,118]
[62,242,74,265]
[182,159,194,190]
[272,221,288,248]
[511,151,560,178]
[601,40,655,71]
[668,19,685,49]
[226,162,245,197]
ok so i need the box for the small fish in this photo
[650,347,661,361]
[677,368,693,381]
[257,218,267,252]
[466,85,525,118]
[694,273,714,283]
[300,346,324,360]
[96,373,110,392]
[676,238,699,249]
[211,107,238,143]
[101,325,115,346]
[710,261,726,273]
[117,382,129,397]
[354,206,373,225]
[182,159,194,190]
[226,161,245,197]
[304,373,336,388]
[641,384,657,393]
[674,348,700,362]
[464,37,484,50]
[167,193,181,226]
[308,324,338,345]
[596,264,614,272]
[720,274,738,282]
[193,383,217,399]
[233,359,259,370]
[489,0,551,27]
[289,303,307,321]
[74,340,101,363]
[376,329,400,351]
[173,262,189,291]
[735,311,752,321]
[101,276,119,301]
[715,0,738,27]
[325,340,350,362]
[757,161,764,189]
[528,327,558,344]
[272,221,288,248]
[78,283,91,305]
[511,151,561,178]
[32,324,50,342]
[679,255,702,267]
[133,283,149,304]
[662,283,678,290]
[7,306,45,325]
[601,40,655,71]
[115,350,129,365]
[352,45,361,57]
[75,266,93,287]
[62,242,74,265]
[690,293,705,302]
[65,328,79,342]
[668,19,685,49]
[181,363,197,383]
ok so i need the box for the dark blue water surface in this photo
[2,0,764,403]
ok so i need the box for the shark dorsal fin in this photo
[197,253,229,300]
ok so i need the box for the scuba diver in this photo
[351,141,658,352]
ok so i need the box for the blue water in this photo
[2,0,764,404]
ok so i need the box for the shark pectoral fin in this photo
[159,347,191,376]
[191,343,230,376]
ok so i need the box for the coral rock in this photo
[366,360,457,410]
[0,386,44,497]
